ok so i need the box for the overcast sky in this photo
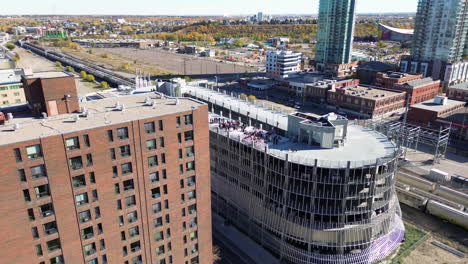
[0,0,418,16]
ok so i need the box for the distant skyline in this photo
[1,0,418,16]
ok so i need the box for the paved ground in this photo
[404,146,468,177]
[15,47,56,72]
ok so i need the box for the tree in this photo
[69,43,79,50]
[240,93,248,100]
[80,71,88,79]
[234,39,245,47]
[66,66,75,73]
[184,76,192,82]
[100,81,109,89]
[5,43,15,51]
[101,53,110,59]
[86,75,95,82]
[55,61,62,67]
[87,49,93,54]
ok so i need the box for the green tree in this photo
[101,53,110,58]
[248,95,257,102]
[240,93,248,100]
[234,39,245,47]
[5,43,15,51]
[55,61,62,67]
[80,71,88,79]
[100,81,109,89]
[66,66,75,73]
[86,75,95,82]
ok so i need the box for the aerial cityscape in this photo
[0,0,467,264]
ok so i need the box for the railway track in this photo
[20,41,135,87]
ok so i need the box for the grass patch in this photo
[391,223,429,264]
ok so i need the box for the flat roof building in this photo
[447,82,468,102]
[0,93,213,264]
[0,68,26,107]
[266,50,302,79]
[393,77,441,105]
[408,96,466,125]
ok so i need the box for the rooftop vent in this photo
[115,101,121,109]
[74,115,80,122]
[41,112,48,119]
[13,123,20,131]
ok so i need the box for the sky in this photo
[0,0,418,16]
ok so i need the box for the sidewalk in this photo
[212,213,280,264]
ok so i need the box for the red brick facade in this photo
[0,105,212,264]
[393,80,440,105]
[375,72,423,89]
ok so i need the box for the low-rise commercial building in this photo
[357,61,397,85]
[0,68,26,107]
[375,72,423,89]
[327,84,406,118]
[304,79,359,103]
[392,77,440,105]
[408,96,466,125]
[44,29,67,39]
[447,82,468,102]
[266,50,302,79]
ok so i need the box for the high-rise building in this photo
[187,87,405,264]
[266,50,302,79]
[0,74,212,264]
[400,0,468,85]
[315,0,356,67]
[257,12,264,22]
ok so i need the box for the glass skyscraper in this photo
[315,0,357,65]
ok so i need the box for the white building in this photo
[266,50,302,79]
[0,32,10,42]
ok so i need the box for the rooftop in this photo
[0,68,23,84]
[403,77,438,88]
[378,23,414,35]
[411,99,466,113]
[332,86,404,100]
[0,93,204,146]
[210,114,397,168]
[24,71,72,79]
[450,82,468,91]
[357,61,396,72]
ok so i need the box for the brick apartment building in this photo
[375,72,423,89]
[327,84,406,118]
[0,72,212,264]
[304,79,359,103]
[408,96,466,125]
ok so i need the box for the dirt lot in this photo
[15,47,56,71]
[404,238,467,264]
[84,47,255,76]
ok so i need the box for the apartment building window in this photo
[120,145,131,157]
[35,244,43,256]
[158,120,164,131]
[190,256,199,264]
[166,228,171,239]
[156,245,165,256]
[92,190,98,202]
[187,190,196,200]
[39,203,54,218]
[83,242,97,256]
[72,175,86,188]
[31,165,47,179]
[32,227,39,238]
[99,239,105,250]
[130,241,141,253]
[179,149,183,159]
[87,154,93,167]
[123,246,128,256]
[129,226,139,238]
[23,189,31,202]
[95,207,101,219]
[107,130,114,142]
[179,164,184,175]
[123,179,134,191]
[86,259,98,264]
[115,183,121,194]
[163,185,168,195]
[126,195,136,207]
[79,210,91,223]
[47,238,61,252]
[153,202,162,214]
[119,216,124,226]
[117,200,122,210]
[26,144,42,159]
[145,122,155,134]
[90,172,96,184]
[18,169,26,182]
[190,244,198,254]
[186,146,194,157]
[164,200,169,209]
[69,156,83,170]
[186,161,195,171]
[188,204,197,215]
[132,255,142,264]
[43,221,58,235]
[110,148,116,160]
[161,153,166,164]
[184,131,194,141]
[152,187,161,199]
[146,139,157,151]
[65,137,80,151]
[184,114,193,125]
[75,193,89,206]
[121,162,133,174]
[35,184,50,199]
[113,166,118,178]
[176,116,181,128]
[28,208,35,221]
[50,255,64,264]
[83,135,90,147]
[187,176,196,187]
[148,156,158,168]
[14,148,22,162]
[81,226,94,240]
[165,214,170,224]
[162,169,167,179]
[155,231,164,242]
[154,217,163,228]
[188,218,197,228]
[159,137,165,148]
[150,172,159,183]
[117,127,129,140]
[121,231,126,241]
[127,211,138,223]
[190,231,198,241]
[180,179,184,189]
[178,133,182,143]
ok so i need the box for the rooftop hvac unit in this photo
[13,123,20,130]
[115,101,121,109]
[74,115,80,122]
[41,112,48,119]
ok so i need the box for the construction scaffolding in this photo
[355,119,451,164]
